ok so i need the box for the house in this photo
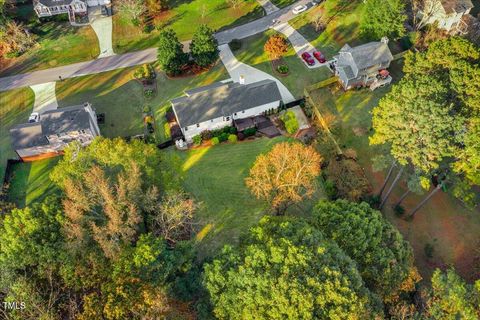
[171,79,282,142]
[332,38,394,90]
[33,0,110,23]
[417,0,474,34]
[10,103,100,161]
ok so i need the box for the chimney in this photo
[381,37,389,45]
[239,75,245,85]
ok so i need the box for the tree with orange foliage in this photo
[245,142,322,215]
[264,34,289,60]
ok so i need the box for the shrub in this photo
[200,130,213,140]
[277,65,289,74]
[243,128,257,137]
[228,134,238,143]
[394,204,405,216]
[228,126,237,134]
[325,159,371,202]
[323,179,337,200]
[219,132,229,142]
[144,115,154,124]
[143,105,151,113]
[424,243,434,259]
[280,110,299,134]
[229,39,242,51]
[193,135,202,146]
[144,89,155,99]
[237,132,245,141]
[211,137,220,145]
[143,23,154,34]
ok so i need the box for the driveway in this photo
[273,22,329,69]
[256,0,279,15]
[30,82,58,114]
[88,6,114,58]
[219,44,295,103]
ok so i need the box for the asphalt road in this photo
[0,0,312,92]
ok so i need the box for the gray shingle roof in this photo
[10,104,92,150]
[335,41,393,79]
[440,0,474,14]
[171,80,282,128]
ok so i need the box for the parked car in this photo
[312,0,321,5]
[28,112,40,123]
[301,52,315,66]
[313,51,326,63]
[292,5,308,14]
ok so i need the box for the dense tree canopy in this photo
[190,24,219,67]
[204,216,381,319]
[360,0,406,40]
[311,200,419,302]
[157,28,189,75]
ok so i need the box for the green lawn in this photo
[7,157,59,208]
[234,30,332,98]
[0,6,99,75]
[176,137,325,259]
[270,0,297,8]
[55,63,229,139]
[0,88,35,182]
[113,0,264,53]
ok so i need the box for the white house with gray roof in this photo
[332,38,394,90]
[10,103,100,161]
[33,0,110,23]
[417,0,474,34]
[171,80,282,143]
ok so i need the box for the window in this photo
[185,127,188,131]
[234,113,237,116]
[226,116,230,121]
[242,110,245,113]
[196,124,200,128]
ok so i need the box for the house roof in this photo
[171,80,282,128]
[34,0,76,7]
[440,0,474,14]
[10,104,92,150]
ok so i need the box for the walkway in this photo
[256,0,279,15]
[89,6,115,58]
[0,0,312,92]
[218,44,295,103]
[30,82,58,114]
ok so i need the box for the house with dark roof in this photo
[332,38,394,90]
[10,103,100,161]
[417,0,474,33]
[171,80,282,142]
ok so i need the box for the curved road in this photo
[0,0,311,92]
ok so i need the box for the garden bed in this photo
[271,58,289,77]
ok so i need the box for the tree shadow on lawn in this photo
[217,5,265,32]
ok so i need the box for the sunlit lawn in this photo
[0,6,99,75]
[176,137,325,259]
[234,30,332,98]
[7,157,59,207]
[0,88,35,182]
[113,0,264,53]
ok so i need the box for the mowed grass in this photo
[0,7,99,75]
[0,88,35,182]
[56,63,229,139]
[309,70,480,282]
[234,30,332,98]
[176,137,310,259]
[113,0,264,53]
[7,157,59,207]
[270,0,298,8]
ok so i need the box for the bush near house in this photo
[211,137,220,145]
[280,110,299,134]
[228,134,238,143]
[193,135,202,146]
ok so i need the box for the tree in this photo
[264,34,289,60]
[145,0,167,16]
[360,0,407,40]
[311,13,326,32]
[426,269,480,319]
[312,200,419,302]
[190,24,219,67]
[453,119,480,189]
[203,216,381,319]
[116,0,146,25]
[245,142,322,214]
[157,28,189,75]
[0,20,36,57]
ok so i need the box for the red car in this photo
[313,51,326,63]
[301,52,315,66]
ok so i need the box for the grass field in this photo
[113,0,264,53]
[309,74,480,282]
[270,0,297,8]
[55,63,229,139]
[0,6,99,76]
[234,30,332,98]
[7,157,59,207]
[177,137,325,259]
[0,88,35,182]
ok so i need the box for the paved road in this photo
[0,0,312,92]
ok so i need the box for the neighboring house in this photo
[10,103,100,161]
[417,0,474,34]
[171,79,282,142]
[332,38,394,90]
[33,0,110,23]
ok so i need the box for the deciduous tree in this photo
[264,34,289,60]
[245,142,321,214]
[116,0,146,25]
[360,0,406,39]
